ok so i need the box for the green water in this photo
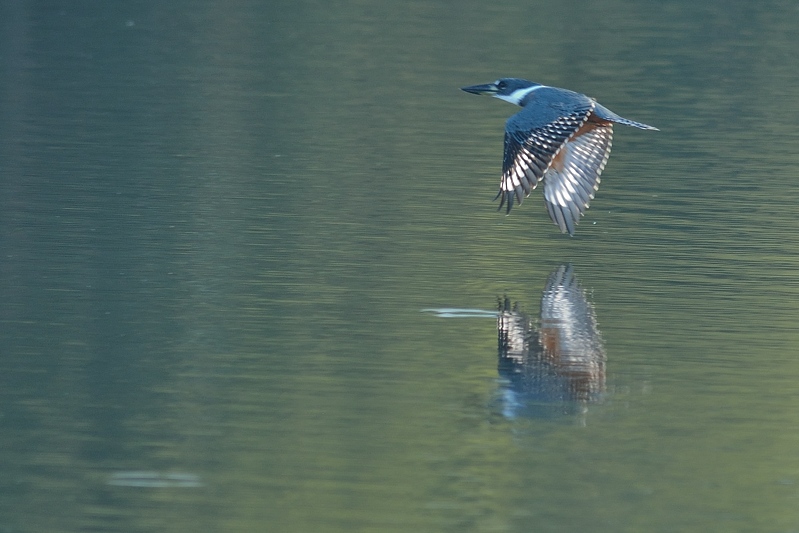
[3,1,799,531]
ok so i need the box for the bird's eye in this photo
[496,81,506,90]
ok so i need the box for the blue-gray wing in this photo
[498,98,594,214]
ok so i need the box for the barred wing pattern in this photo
[543,122,613,236]
[498,102,593,213]
[498,99,619,236]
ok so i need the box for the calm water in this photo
[3,1,799,531]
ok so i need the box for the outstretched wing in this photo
[498,97,594,213]
[543,121,613,236]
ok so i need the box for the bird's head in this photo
[461,78,543,106]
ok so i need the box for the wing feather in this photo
[498,97,594,213]
[542,123,613,235]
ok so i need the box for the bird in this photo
[461,78,657,236]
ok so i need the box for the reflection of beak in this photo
[460,83,499,96]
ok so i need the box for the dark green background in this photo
[2,0,799,531]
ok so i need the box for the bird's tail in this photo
[593,103,658,130]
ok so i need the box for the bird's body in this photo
[462,78,657,235]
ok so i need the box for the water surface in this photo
[3,1,799,532]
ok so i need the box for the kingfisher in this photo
[462,78,657,236]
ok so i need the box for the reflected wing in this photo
[540,264,604,360]
[539,264,606,400]
[498,100,594,213]
[543,122,613,235]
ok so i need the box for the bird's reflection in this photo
[495,264,606,420]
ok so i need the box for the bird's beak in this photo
[461,83,498,96]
